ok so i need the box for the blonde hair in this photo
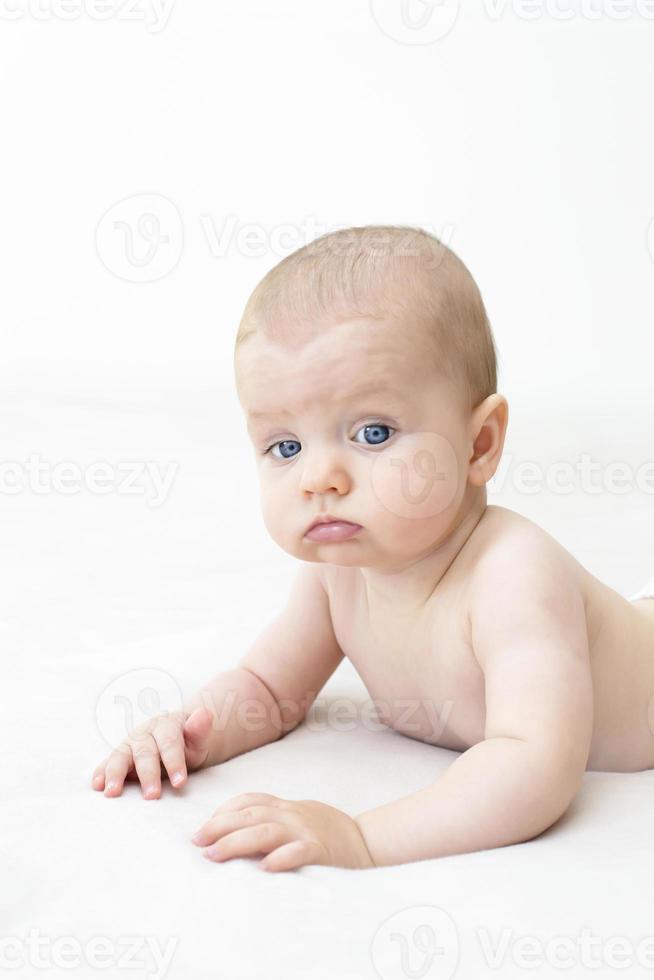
[234,224,499,413]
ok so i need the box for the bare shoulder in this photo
[467,505,590,624]
[462,507,595,776]
[470,504,587,576]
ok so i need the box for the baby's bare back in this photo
[323,505,654,773]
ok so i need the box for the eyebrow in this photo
[247,386,407,422]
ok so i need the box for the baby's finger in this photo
[103,743,134,797]
[152,717,187,788]
[131,732,163,799]
[182,707,214,770]
[91,760,108,791]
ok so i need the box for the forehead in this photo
[236,317,437,417]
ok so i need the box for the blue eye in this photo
[353,422,394,446]
[268,439,301,460]
[264,422,394,459]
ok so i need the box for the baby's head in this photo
[233,225,508,570]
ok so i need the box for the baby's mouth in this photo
[304,520,362,543]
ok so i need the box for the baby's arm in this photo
[355,539,594,867]
[203,559,345,765]
[93,561,344,795]
[182,561,343,768]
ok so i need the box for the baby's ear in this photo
[467,394,509,486]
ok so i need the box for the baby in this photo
[91,225,654,872]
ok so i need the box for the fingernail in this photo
[106,780,118,792]
[171,771,184,786]
[191,830,204,844]
[144,785,158,798]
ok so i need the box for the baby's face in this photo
[236,316,476,569]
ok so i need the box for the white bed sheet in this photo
[3,389,654,980]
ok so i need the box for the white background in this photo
[2,4,654,979]
[2,1,653,627]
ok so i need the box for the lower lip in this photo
[305,521,362,542]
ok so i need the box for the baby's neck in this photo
[358,487,488,611]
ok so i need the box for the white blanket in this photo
[4,390,653,979]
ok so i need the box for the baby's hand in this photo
[91,706,214,799]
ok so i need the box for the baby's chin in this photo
[295,542,366,565]
[264,527,366,564]
[301,550,365,567]
[279,533,416,569]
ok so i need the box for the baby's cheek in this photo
[370,432,460,523]
[260,481,300,550]
[258,480,282,531]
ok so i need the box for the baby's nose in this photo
[299,454,350,495]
